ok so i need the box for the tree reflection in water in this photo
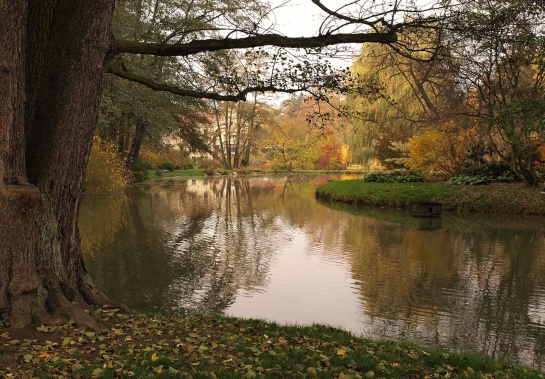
[80,176,545,369]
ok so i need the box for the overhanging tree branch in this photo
[108,62,308,101]
[114,32,397,56]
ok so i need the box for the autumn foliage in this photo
[406,123,476,177]
[317,127,349,169]
[84,136,129,194]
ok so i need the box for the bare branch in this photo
[108,62,307,101]
[311,0,393,29]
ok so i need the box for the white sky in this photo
[255,0,359,103]
[264,0,371,67]
[268,0,325,37]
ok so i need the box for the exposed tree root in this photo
[78,274,130,314]
[50,294,107,333]
[2,279,129,333]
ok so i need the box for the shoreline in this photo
[1,311,543,378]
[316,180,545,215]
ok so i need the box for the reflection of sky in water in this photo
[226,220,364,334]
[80,176,545,370]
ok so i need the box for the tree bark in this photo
[114,32,397,57]
[126,121,147,171]
[0,0,116,329]
[0,0,41,328]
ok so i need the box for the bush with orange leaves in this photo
[406,123,476,178]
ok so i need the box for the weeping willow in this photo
[346,29,459,167]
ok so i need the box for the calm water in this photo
[80,175,545,369]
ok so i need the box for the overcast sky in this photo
[268,0,324,37]
[256,1,357,103]
[267,0,359,61]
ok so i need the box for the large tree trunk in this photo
[0,0,41,329]
[0,0,117,329]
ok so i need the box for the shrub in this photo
[406,124,475,177]
[140,148,190,169]
[132,159,151,182]
[460,162,513,177]
[449,174,517,185]
[449,175,492,185]
[84,136,128,193]
[139,150,161,168]
[449,162,518,185]
[137,159,154,170]
[363,171,425,183]
[160,161,176,171]
[195,157,218,170]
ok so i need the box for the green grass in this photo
[316,180,459,206]
[1,311,542,378]
[316,180,545,214]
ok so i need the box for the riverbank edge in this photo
[143,169,367,181]
[1,311,543,378]
[316,180,545,215]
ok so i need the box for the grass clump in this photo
[1,311,542,378]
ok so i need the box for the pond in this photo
[80,175,545,369]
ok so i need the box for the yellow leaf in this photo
[153,365,164,374]
[151,352,159,362]
[92,368,103,376]
[337,349,347,356]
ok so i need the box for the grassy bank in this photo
[1,310,542,378]
[316,180,545,215]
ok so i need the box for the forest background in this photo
[86,0,545,195]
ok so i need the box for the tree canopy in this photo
[344,0,545,183]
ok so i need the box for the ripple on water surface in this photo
[80,177,545,370]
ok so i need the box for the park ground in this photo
[1,308,544,378]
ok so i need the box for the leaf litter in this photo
[0,306,543,378]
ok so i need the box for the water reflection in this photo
[80,176,545,369]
